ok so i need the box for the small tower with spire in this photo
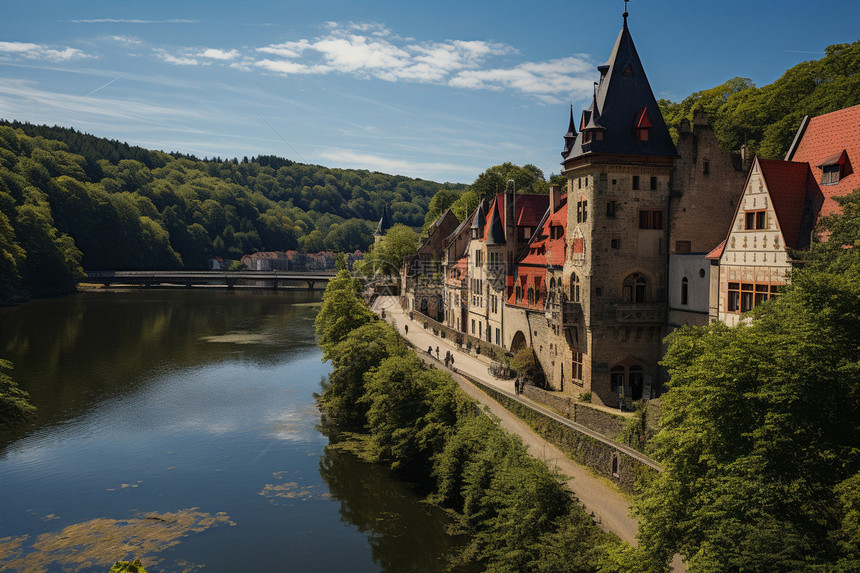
[373,204,394,243]
[557,5,677,408]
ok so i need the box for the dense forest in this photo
[658,40,860,158]
[0,121,465,303]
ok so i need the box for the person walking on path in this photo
[514,378,520,396]
[404,324,408,335]
[436,346,440,360]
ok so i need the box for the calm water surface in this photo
[0,290,465,572]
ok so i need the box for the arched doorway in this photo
[511,331,527,353]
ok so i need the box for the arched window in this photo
[681,277,689,306]
[622,273,647,303]
[527,287,535,306]
[549,278,556,303]
[570,273,581,303]
[516,285,522,302]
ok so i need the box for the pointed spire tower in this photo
[561,104,578,158]
[556,7,677,409]
[562,9,676,165]
[374,204,393,241]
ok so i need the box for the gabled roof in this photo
[564,17,676,163]
[786,104,860,219]
[758,158,815,250]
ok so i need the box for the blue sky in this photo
[1,0,858,184]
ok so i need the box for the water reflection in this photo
[0,290,320,448]
[0,290,474,572]
[319,439,477,573]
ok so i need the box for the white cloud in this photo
[0,41,90,62]
[449,57,595,103]
[155,49,199,66]
[104,35,142,46]
[247,22,594,101]
[0,78,208,123]
[198,48,240,61]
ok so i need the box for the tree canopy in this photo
[659,40,860,159]
[470,162,548,204]
[636,191,860,572]
[0,122,465,302]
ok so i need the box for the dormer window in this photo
[635,107,652,143]
[819,150,848,185]
[471,228,479,239]
[822,164,840,185]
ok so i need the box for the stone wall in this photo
[671,110,748,255]
[477,382,657,493]
[522,385,627,439]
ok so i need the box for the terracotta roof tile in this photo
[758,159,814,250]
[705,239,725,260]
[789,104,860,219]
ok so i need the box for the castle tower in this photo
[559,10,677,407]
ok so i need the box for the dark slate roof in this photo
[374,204,393,236]
[470,201,486,231]
[561,104,577,158]
[485,200,506,245]
[564,18,676,163]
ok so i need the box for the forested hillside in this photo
[659,40,860,158]
[0,122,464,303]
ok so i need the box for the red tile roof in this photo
[758,158,814,249]
[516,194,549,227]
[705,239,725,260]
[789,104,860,219]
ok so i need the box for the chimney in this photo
[549,185,562,212]
[505,179,516,249]
[740,144,750,171]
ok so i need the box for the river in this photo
[0,290,467,572]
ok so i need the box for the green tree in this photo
[637,224,860,570]
[423,188,463,229]
[470,162,548,204]
[0,359,36,427]
[318,321,404,427]
[315,270,375,357]
[0,208,24,302]
[366,224,418,276]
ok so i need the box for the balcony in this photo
[546,297,583,327]
[609,302,666,324]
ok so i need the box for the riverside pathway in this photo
[371,297,687,572]
[372,296,639,544]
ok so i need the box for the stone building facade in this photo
[556,14,677,407]
[668,111,749,328]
